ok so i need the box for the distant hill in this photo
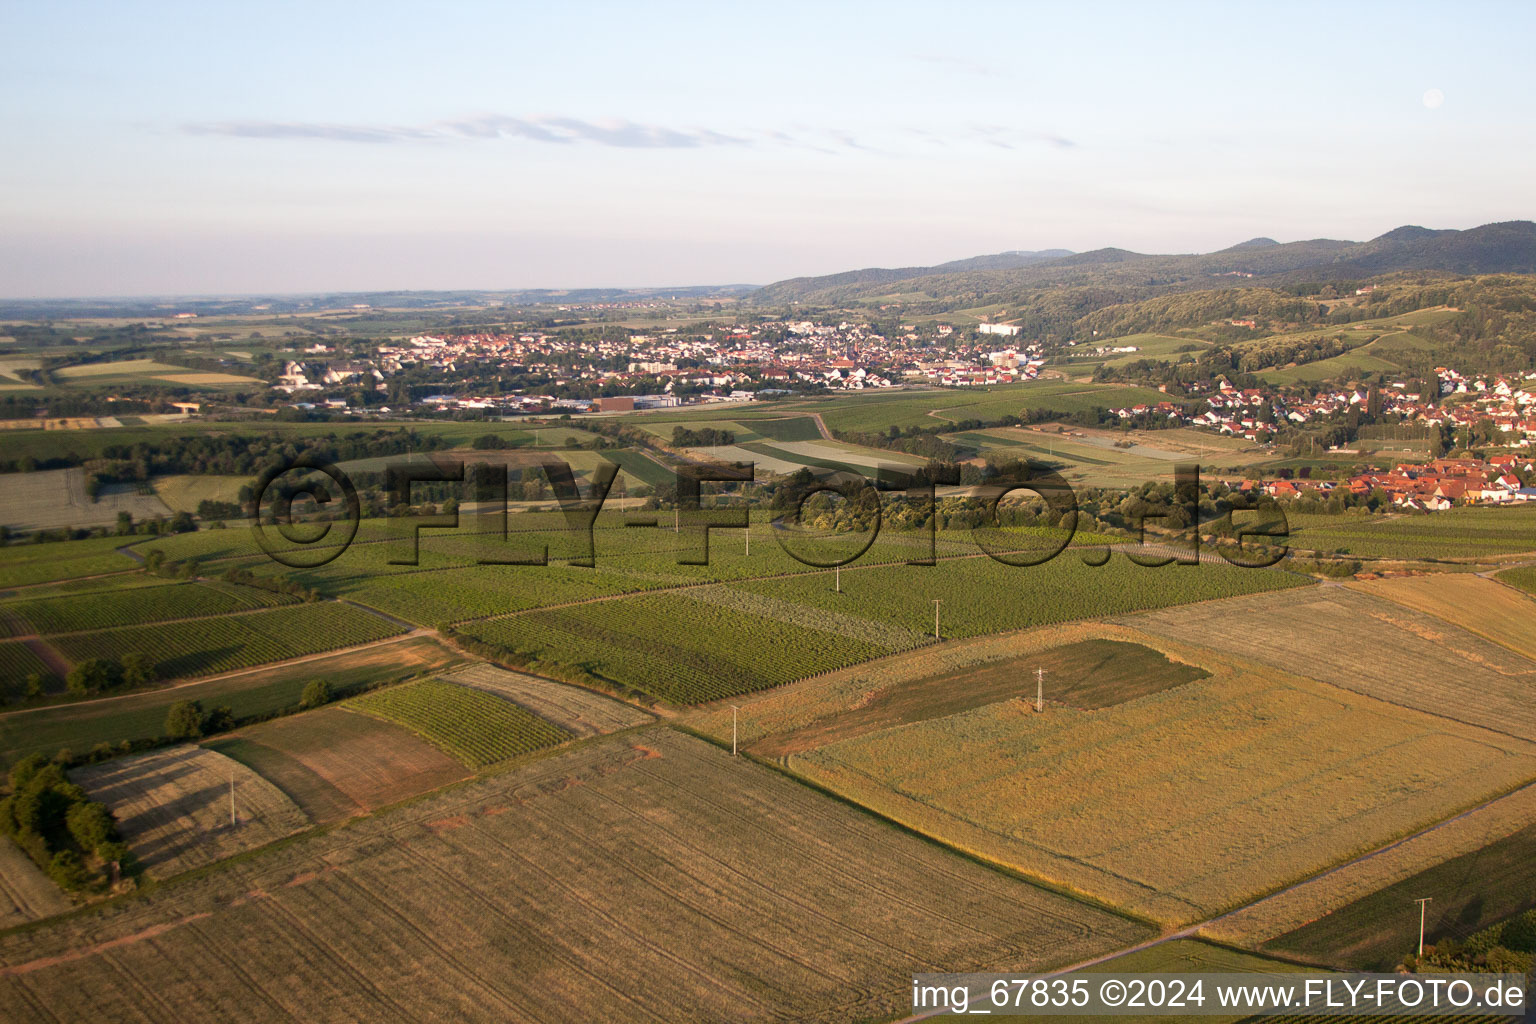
[753,221,1536,306]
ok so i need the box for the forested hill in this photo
[754,221,1536,306]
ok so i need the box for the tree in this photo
[120,652,154,688]
[164,700,204,740]
[66,658,122,695]
[65,801,113,851]
[300,679,332,709]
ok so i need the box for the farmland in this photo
[0,636,462,767]
[444,663,653,737]
[223,706,470,811]
[72,745,310,879]
[49,601,406,682]
[1347,572,1536,656]
[8,579,296,635]
[0,642,56,700]
[0,534,140,589]
[769,627,1536,924]
[349,679,571,767]
[1285,505,1536,561]
[0,835,70,928]
[0,467,172,533]
[1123,586,1536,740]
[784,381,1173,434]
[0,729,1150,1023]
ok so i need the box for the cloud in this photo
[181,115,749,149]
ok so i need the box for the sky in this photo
[2,0,1534,297]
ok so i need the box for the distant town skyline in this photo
[3,0,1533,297]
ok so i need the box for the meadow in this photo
[0,729,1150,1024]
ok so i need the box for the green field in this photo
[8,579,295,634]
[0,535,141,588]
[0,637,461,766]
[1287,506,1536,560]
[49,601,404,681]
[348,678,571,766]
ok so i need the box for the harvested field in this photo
[0,468,171,532]
[72,745,309,879]
[230,706,470,811]
[205,737,361,824]
[708,624,1536,925]
[0,729,1149,1023]
[348,680,570,767]
[1121,586,1536,741]
[1205,780,1536,954]
[1347,572,1536,656]
[1261,813,1536,970]
[0,837,71,928]
[444,663,653,737]
[750,637,1208,758]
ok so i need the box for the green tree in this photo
[164,700,204,740]
[300,679,332,709]
[65,801,113,851]
[119,652,154,687]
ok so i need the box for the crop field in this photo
[0,834,70,928]
[747,637,1208,758]
[0,729,1149,1023]
[462,554,1306,704]
[444,664,653,737]
[8,579,296,635]
[52,358,188,379]
[349,679,571,767]
[793,381,1172,434]
[945,426,1200,487]
[1348,573,1536,655]
[1262,818,1536,970]
[596,448,674,487]
[1123,586,1536,740]
[151,474,249,512]
[50,601,406,681]
[0,636,462,767]
[0,640,57,699]
[779,631,1536,925]
[1205,780,1536,953]
[0,467,172,532]
[1285,505,1536,560]
[227,706,470,811]
[204,736,362,824]
[0,534,139,588]
[72,745,310,879]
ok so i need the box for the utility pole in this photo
[674,506,679,534]
[933,599,941,640]
[1036,667,1044,713]
[229,770,236,827]
[731,706,739,756]
[835,565,840,592]
[1413,897,1432,957]
[745,521,750,557]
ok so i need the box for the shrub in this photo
[65,801,114,851]
[165,700,204,740]
[300,679,332,709]
[46,850,87,890]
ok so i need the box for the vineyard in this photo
[0,534,140,588]
[348,679,571,767]
[49,602,405,681]
[1286,505,1536,560]
[0,640,57,700]
[9,579,297,635]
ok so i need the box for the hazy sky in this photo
[2,0,1533,297]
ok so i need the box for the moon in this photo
[1423,88,1445,109]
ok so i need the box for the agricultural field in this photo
[0,729,1150,1023]
[945,425,1198,487]
[1122,585,1536,740]
[0,534,141,589]
[729,624,1536,925]
[49,601,406,682]
[151,474,249,512]
[348,679,571,767]
[0,641,58,700]
[72,745,310,879]
[778,380,1172,434]
[1205,780,1536,954]
[0,834,71,928]
[224,705,470,811]
[0,467,172,532]
[7,579,296,636]
[1285,505,1536,561]
[1348,572,1536,656]
[444,663,653,737]
[0,636,462,767]
[1262,816,1536,970]
[462,554,1307,704]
